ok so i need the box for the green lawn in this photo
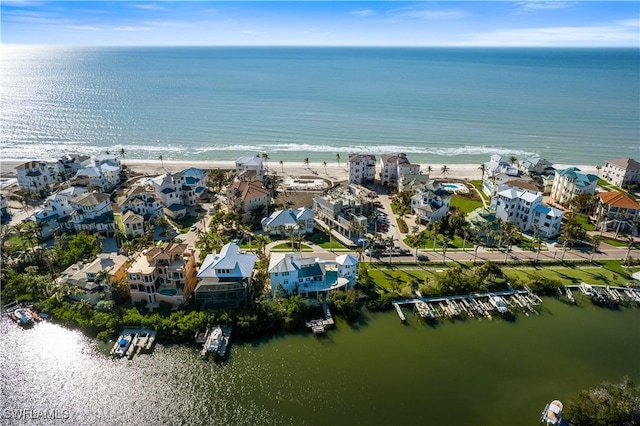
[574,213,595,232]
[6,234,25,248]
[272,243,313,252]
[468,180,489,201]
[602,237,636,248]
[450,194,484,214]
[405,233,470,250]
[113,213,124,234]
[305,230,347,250]
[368,268,440,294]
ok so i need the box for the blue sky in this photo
[1,1,639,46]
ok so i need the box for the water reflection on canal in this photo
[1,297,639,426]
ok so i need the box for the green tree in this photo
[565,377,640,426]
[335,153,340,166]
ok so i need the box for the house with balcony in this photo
[235,155,265,181]
[594,191,640,236]
[519,156,554,176]
[67,192,116,237]
[15,161,57,194]
[313,183,375,242]
[379,153,421,188]
[57,253,129,305]
[227,180,271,223]
[348,153,376,185]
[550,167,598,205]
[74,160,121,192]
[268,252,358,297]
[127,242,197,308]
[151,171,202,219]
[194,243,257,308]
[261,207,314,236]
[120,185,165,221]
[30,186,88,239]
[122,210,145,239]
[601,158,640,188]
[410,180,451,225]
[51,154,92,181]
[482,155,520,196]
[491,180,563,238]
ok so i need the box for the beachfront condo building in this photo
[261,207,314,236]
[194,243,257,308]
[601,158,640,188]
[268,252,358,297]
[74,161,121,192]
[151,169,205,219]
[15,160,58,194]
[348,153,376,185]
[379,153,420,188]
[550,167,598,205]
[52,154,93,181]
[127,242,197,308]
[594,191,640,236]
[235,155,265,181]
[120,185,165,221]
[410,179,451,225]
[68,192,116,237]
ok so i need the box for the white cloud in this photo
[143,20,193,28]
[463,22,640,46]
[113,26,151,32]
[387,6,469,21]
[130,4,165,11]
[516,1,574,12]
[1,1,45,7]
[617,18,640,27]
[68,25,101,31]
[351,9,375,17]
[241,30,265,36]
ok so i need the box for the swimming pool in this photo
[158,288,178,296]
[443,183,469,193]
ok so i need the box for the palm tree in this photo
[323,161,327,174]
[595,164,602,177]
[472,233,482,263]
[441,165,450,177]
[386,235,396,265]
[478,163,487,180]
[427,165,433,175]
[158,154,164,170]
[335,153,341,167]
[624,234,635,263]
[534,235,543,263]
[441,236,449,263]
[590,235,603,261]
[303,157,309,169]
[509,156,518,166]
[411,225,420,263]
[261,152,270,170]
[279,160,284,173]
[120,147,126,166]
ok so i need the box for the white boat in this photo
[11,308,34,326]
[200,326,224,357]
[488,294,510,315]
[112,334,133,358]
[540,400,563,425]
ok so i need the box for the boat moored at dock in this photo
[110,328,157,359]
[4,301,42,327]
[540,400,563,425]
[200,325,232,359]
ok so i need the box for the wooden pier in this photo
[571,283,640,307]
[393,303,406,322]
[306,302,335,335]
[111,327,156,359]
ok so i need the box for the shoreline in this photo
[0,158,598,182]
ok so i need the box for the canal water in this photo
[1,297,639,426]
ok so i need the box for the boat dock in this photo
[572,283,640,306]
[306,302,335,335]
[393,287,542,322]
[3,301,42,326]
[111,328,156,359]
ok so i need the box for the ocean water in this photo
[1,46,638,165]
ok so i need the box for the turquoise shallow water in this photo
[1,296,639,425]
[1,47,638,165]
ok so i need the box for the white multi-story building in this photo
[68,192,116,237]
[15,161,57,193]
[227,180,271,223]
[151,170,204,219]
[52,154,92,181]
[410,180,451,225]
[482,155,520,196]
[379,153,420,187]
[194,243,257,308]
[31,186,89,238]
[550,167,598,205]
[127,242,197,308]
[120,185,165,221]
[491,180,563,238]
[261,207,314,236]
[601,158,640,188]
[313,183,374,242]
[268,252,358,297]
[235,155,265,181]
[348,153,376,185]
[75,160,121,192]
[122,210,145,239]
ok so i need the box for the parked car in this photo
[190,225,197,231]
[417,254,429,262]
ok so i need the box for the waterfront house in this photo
[68,192,116,237]
[31,186,88,238]
[235,155,265,181]
[379,153,420,187]
[410,179,451,225]
[601,158,640,188]
[519,157,554,176]
[261,207,315,236]
[52,154,92,181]
[127,242,197,308]
[482,155,519,196]
[122,210,145,239]
[94,153,120,167]
[120,185,165,221]
[594,191,640,236]
[550,167,598,205]
[151,171,202,219]
[491,179,563,238]
[348,153,376,185]
[74,160,121,192]
[57,253,129,305]
[15,160,57,194]
[227,180,271,223]
[268,252,358,297]
[194,243,257,308]
[313,183,375,242]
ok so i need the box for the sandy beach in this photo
[0,158,598,183]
